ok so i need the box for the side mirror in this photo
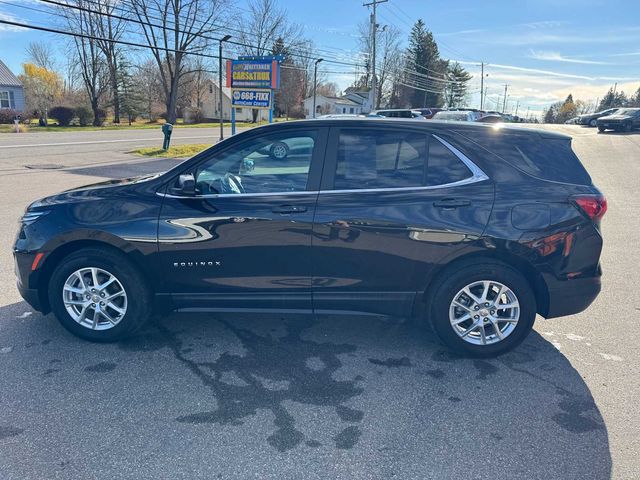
[172,173,196,196]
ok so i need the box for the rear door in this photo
[311,126,494,316]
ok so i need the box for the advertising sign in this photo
[226,59,280,89]
[231,89,272,110]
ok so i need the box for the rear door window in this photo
[331,129,473,190]
[427,138,473,186]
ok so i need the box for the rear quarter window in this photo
[458,131,592,185]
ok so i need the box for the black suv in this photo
[596,108,640,132]
[14,119,606,356]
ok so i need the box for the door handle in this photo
[272,205,307,214]
[433,198,471,209]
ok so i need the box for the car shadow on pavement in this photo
[0,300,612,479]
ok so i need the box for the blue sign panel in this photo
[231,89,272,109]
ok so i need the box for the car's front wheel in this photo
[426,261,536,357]
[48,247,152,342]
[589,119,597,127]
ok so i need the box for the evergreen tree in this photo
[444,62,472,107]
[272,37,305,118]
[556,94,577,123]
[403,19,448,108]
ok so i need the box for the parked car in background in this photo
[318,114,363,119]
[477,115,503,123]
[369,109,414,118]
[565,117,579,125]
[578,108,619,127]
[596,108,640,132]
[432,110,478,122]
[414,108,442,119]
[14,118,605,356]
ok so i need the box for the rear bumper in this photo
[545,274,601,319]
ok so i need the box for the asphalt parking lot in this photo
[0,125,638,479]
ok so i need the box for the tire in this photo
[624,122,633,132]
[598,126,606,133]
[425,260,536,357]
[589,119,597,127]
[48,247,152,342]
[269,141,289,160]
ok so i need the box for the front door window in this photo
[194,131,316,195]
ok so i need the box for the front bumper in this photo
[14,250,49,313]
[597,121,623,130]
[545,274,601,319]
[17,283,45,312]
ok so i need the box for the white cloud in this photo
[529,50,609,65]
[611,51,640,57]
[0,12,27,32]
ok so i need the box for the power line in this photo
[33,0,361,67]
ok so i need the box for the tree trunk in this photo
[110,62,120,124]
[166,82,179,124]
[91,98,100,127]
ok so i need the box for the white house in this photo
[303,89,374,118]
[183,80,268,123]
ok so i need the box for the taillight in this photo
[572,195,607,222]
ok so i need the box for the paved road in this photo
[0,126,247,171]
[0,125,638,479]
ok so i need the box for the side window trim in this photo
[432,134,489,182]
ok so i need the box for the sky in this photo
[1,0,639,118]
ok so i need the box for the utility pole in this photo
[364,0,387,110]
[312,58,324,118]
[526,106,530,120]
[502,84,509,113]
[483,86,488,110]
[479,62,484,110]
[613,82,618,96]
[514,100,520,116]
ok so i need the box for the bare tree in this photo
[238,0,304,121]
[60,0,109,125]
[135,59,164,121]
[129,0,225,123]
[357,21,402,107]
[26,42,57,71]
[92,0,126,123]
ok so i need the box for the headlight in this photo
[20,210,50,225]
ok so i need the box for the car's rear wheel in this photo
[270,141,289,160]
[426,261,536,357]
[589,119,597,127]
[48,248,152,342]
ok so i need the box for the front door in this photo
[157,127,327,311]
[311,126,494,316]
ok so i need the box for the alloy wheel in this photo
[62,267,128,330]
[271,143,288,159]
[449,280,520,346]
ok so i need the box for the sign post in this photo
[226,56,281,134]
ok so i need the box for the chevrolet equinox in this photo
[14,119,606,356]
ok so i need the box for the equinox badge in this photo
[173,261,221,267]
